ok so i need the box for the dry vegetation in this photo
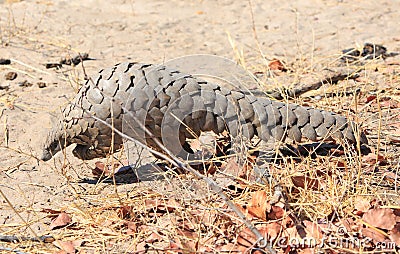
[0,2,400,254]
[2,41,399,254]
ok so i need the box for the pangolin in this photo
[41,62,367,161]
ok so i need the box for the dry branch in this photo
[266,68,360,100]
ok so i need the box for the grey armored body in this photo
[41,62,367,161]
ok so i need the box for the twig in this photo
[0,234,54,243]
[0,246,30,254]
[84,107,276,254]
[0,59,11,65]
[0,189,42,244]
[266,68,359,100]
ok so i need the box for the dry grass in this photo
[0,8,399,254]
[2,50,399,254]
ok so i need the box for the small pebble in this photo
[5,71,17,80]
[37,81,47,88]
[18,80,33,87]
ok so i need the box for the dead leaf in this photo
[394,209,400,220]
[165,198,181,212]
[177,229,198,251]
[135,241,148,252]
[178,228,198,239]
[50,212,72,229]
[220,158,242,177]
[92,161,109,176]
[354,197,371,214]
[262,222,284,240]
[53,240,77,254]
[237,223,282,252]
[145,198,179,213]
[341,218,359,233]
[366,95,377,103]
[268,206,285,220]
[361,227,387,243]
[380,97,399,109]
[206,163,218,175]
[145,232,163,243]
[169,238,183,252]
[362,152,387,166]
[362,208,396,230]
[303,220,323,240]
[389,222,400,246]
[247,191,271,221]
[237,227,259,251]
[291,175,319,190]
[125,221,137,235]
[268,59,287,71]
[117,206,133,219]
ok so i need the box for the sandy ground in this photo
[0,0,399,250]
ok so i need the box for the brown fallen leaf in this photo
[92,161,109,176]
[177,229,198,251]
[50,212,72,229]
[365,95,376,103]
[247,191,271,221]
[135,241,148,252]
[380,97,399,109]
[362,208,396,230]
[268,59,287,71]
[125,221,137,235]
[354,197,371,214]
[303,220,324,241]
[117,205,133,219]
[169,238,183,252]
[268,205,285,220]
[145,232,163,243]
[361,227,387,243]
[394,209,400,220]
[237,223,282,252]
[220,158,242,177]
[389,222,400,246]
[341,218,359,233]
[53,240,82,254]
[144,198,180,213]
[291,175,319,190]
[362,152,387,166]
